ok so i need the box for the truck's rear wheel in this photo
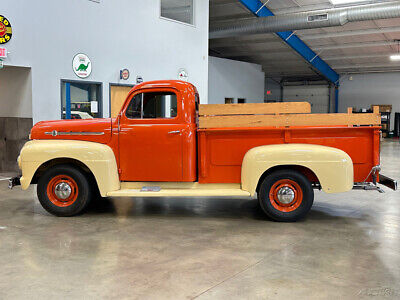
[258,169,314,222]
[37,165,91,217]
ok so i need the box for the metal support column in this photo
[334,86,339,113]
[66,82,71,119]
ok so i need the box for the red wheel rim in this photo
[46,175,78,207]
[269,179,303,212]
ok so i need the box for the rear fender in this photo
[19,140,120,196]
[241,144,354,196]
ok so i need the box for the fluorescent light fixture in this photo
[390,54,400,61]
[329,0,369,4]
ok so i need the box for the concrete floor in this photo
[0,140,399,299]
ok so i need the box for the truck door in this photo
[118,88,184,181]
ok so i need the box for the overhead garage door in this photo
[283,85,330,113]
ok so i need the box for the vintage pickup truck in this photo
[9,80,397,221]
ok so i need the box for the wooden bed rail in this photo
[199,102,311,116]
[199,103,381,129]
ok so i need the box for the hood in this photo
[30,118,113,144]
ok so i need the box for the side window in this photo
[126,93,142,119]
[126,92,177,119]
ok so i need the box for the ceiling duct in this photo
[209,1,400,39]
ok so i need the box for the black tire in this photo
[258,169,314,222]
[37,165,92,217]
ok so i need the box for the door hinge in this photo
[118,169,122,174]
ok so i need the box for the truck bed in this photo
[197,103,381,185]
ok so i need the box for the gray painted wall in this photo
[265,78,281,102]
[339,72,400,130]
[208,56,265,104]
[0,117,32,171]
[2,0,209,123]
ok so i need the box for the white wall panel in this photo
[1,0,209,123]
[208,56,265,104]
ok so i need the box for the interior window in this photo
[61,81,102,119]
[126,92,177,119]
[161,0,194,25]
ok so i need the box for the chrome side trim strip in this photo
[45,130,105,136]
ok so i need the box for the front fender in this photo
[19,140,120,196]
[241,144,353,196]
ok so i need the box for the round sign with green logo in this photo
[0,15,12,44]
[73,53,92,78]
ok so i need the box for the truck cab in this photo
[117,81,198,182]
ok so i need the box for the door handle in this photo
[168,130,181,134]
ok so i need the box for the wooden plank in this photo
[199,102,311,116]
[199,111,381,129]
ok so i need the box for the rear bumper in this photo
[379,174,397,191]
[8,176,21,189]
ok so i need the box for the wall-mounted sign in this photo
[178,68,188,81]
[0,47,6,58]
[72,53,92,78]
[120,69,130,80]
[90,101,98,113]
[0,15,12,44]
[136,76,143,84]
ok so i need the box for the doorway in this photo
[0,66,33,172]
[110,84,134,118]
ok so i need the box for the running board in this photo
[107,188,251,198]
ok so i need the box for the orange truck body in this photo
[31,80,379,186]
[198,126,380,184]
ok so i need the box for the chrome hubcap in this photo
[277,187,295,204]
[54,182,72,200]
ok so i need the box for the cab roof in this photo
[133,80,195,92]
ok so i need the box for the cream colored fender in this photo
[19,140,120,196]
[241,144,353,196]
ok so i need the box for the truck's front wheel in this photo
[258,169,314,222]
[37,165,92,217]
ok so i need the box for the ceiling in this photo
[209,0,400,81]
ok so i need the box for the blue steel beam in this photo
[238,0,340,85]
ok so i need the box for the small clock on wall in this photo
[178,68,188,81]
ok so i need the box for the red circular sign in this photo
[0,23,6,37]
[0,15,12,44]
[121,69,129,80]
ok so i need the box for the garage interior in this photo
[1,0,400,299]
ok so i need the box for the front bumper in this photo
[379,174,397,191]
